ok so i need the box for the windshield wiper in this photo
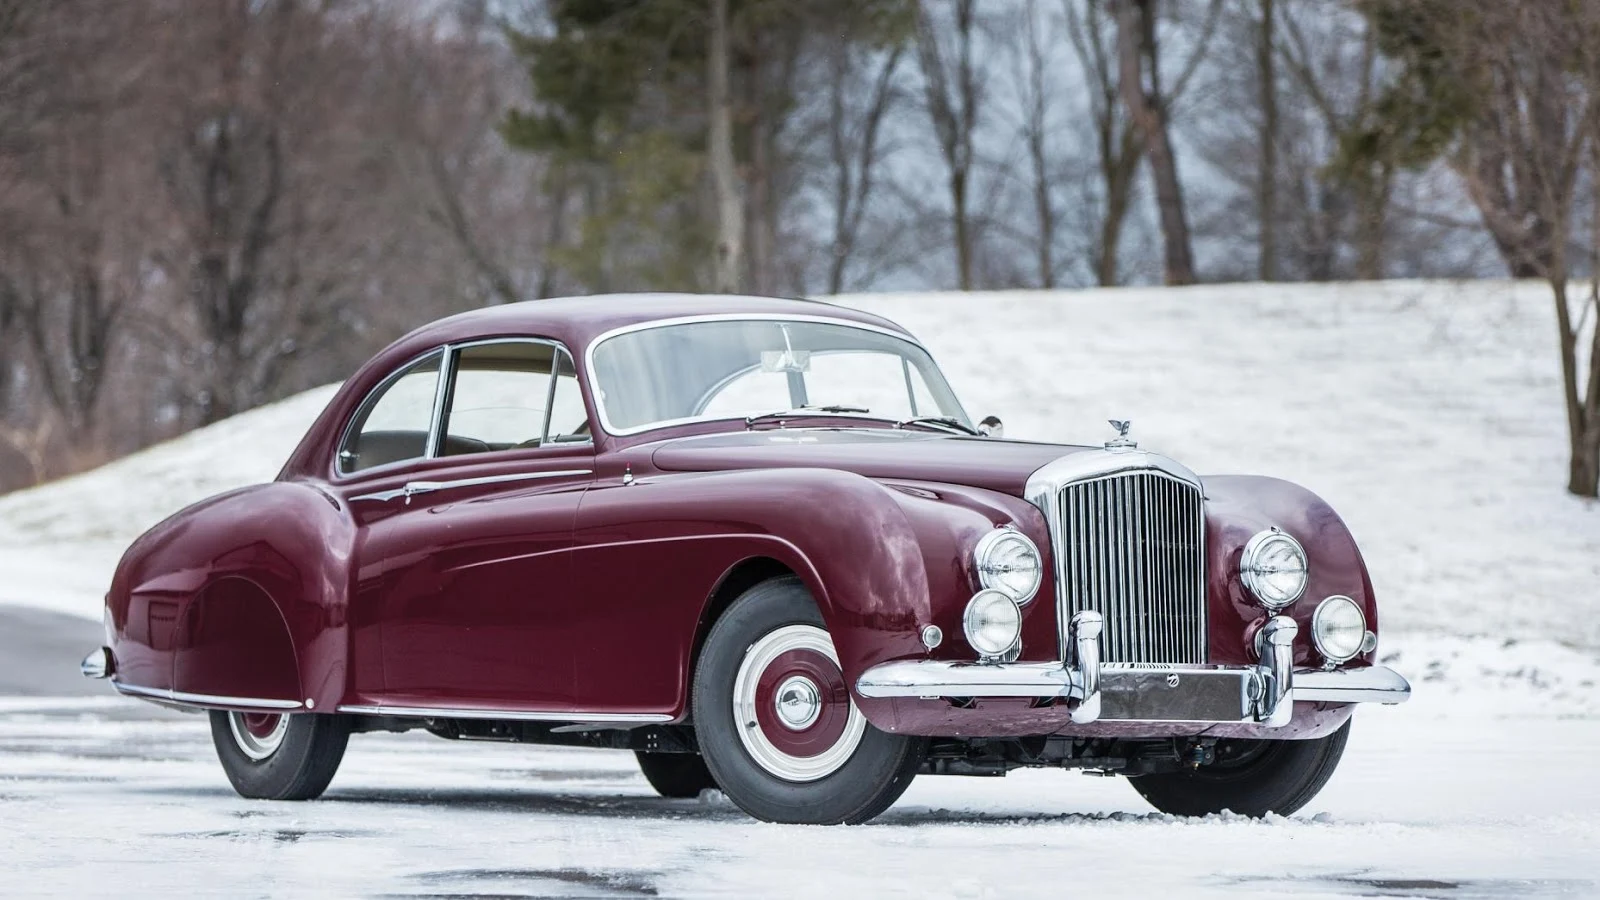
[745,405,871,427]
[896,416,981,436]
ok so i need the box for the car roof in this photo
[279,293,922,480]
[400,293,914,352]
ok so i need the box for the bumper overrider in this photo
[855,612,1411,727]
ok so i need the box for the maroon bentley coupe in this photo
[82,293,1409,824]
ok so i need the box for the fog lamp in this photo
[962,590,1022,662]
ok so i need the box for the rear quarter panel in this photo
[108,482,355,709]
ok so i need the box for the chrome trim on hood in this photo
[1024,449,1202,504]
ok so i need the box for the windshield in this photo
[589,319,971,434]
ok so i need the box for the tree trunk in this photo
[916,0,977,291]
[749,109,773,295]
[1556,277,1600,497]
[535,171,568,300]
[1115,0,1196,286]
[951,171,972,290]
[1256,0,1276,281]
[1023,5,1054,289]
[1096,126,1139,287]
[825,43,902,296]
[1353,165,1389,280]
[707,0,742,293]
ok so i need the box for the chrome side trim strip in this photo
[112,681,304,711]
[350,469,593,503]
[336,705,672,724]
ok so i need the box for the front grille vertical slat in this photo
[1130,476,1146,663]
[1192,487,1207,660]
[1109,479,1125,661]
[1177,483,1190,659]
[1056,470,1206,666]
[1159,477,1175,663]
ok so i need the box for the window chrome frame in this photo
[333,346,448,481]
[332,336,592,483]
[583,313,971,438]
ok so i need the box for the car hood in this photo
[648,428,1091,497]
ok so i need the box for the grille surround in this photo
[1025,452,1208,666]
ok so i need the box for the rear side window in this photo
[339,352,442,474]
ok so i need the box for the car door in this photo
[331,339,596,711]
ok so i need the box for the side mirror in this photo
[977,415,1003,438]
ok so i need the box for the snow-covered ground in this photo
[0,280,1597,895]
[0,692,1594,897]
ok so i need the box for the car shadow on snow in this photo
[1226,873,1595,899]
[131,784,1383,830]
[135,783,751,823]
[386,866,663,899]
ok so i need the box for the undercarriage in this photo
[358,715,1260,780]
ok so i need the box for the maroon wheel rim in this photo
[752,648,850,758]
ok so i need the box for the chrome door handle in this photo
[401,481,442,504]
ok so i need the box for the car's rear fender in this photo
[107,481,355,711]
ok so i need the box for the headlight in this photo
[1240,528,1308,609]
[974,528,1042,604]
[1312,595,1367,663]
[963,590,1022,660]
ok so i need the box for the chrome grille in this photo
[1056,471,1206,665]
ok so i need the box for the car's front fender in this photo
[1202,475,1379,668]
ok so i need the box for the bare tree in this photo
[1276,2,1391,279]
[380,6,551,306]
[708,0,743,292]
[1065,0,1141,286]
[1113,0,1218,285]
[1387,0,1600,494]
[1017,4,1059,288]
[824,42,905,295]
[0,1,156,463]
[1257,0,1278,280]
[916,0,981,290]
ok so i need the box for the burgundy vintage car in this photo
[82,293,1409,824]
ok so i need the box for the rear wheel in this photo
[209,711,350,801]
[635,751,717,798]
[692,577,923,824]
[1129,719,1351,817]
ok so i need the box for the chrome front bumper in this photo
[855,612,1411,727]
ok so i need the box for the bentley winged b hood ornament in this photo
[1106,419,1136,449]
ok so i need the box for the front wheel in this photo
[209,711,351,801]
[692,577,923,825]
[1129,719,1351,817]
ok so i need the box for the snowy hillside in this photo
[2,280,1596,663]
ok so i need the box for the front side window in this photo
[339,352,443,474]
[440,341,590,458]
[589,319,969,434]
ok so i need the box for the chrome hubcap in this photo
[732,624,866,783]
[774,676,821,730]
[229,712,288,761]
